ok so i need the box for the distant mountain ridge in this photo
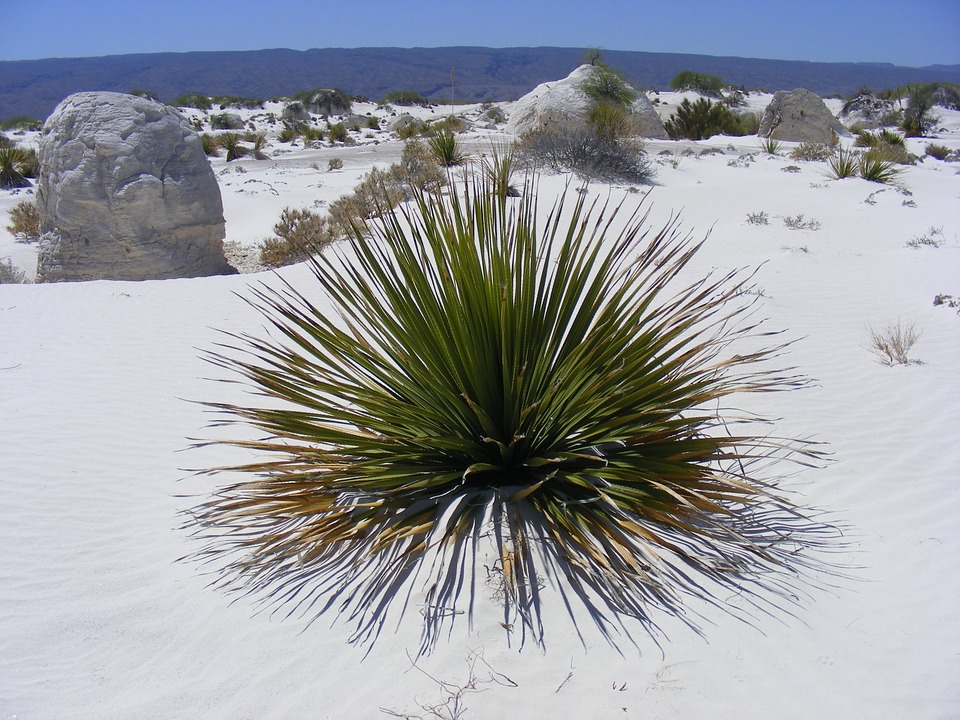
[3,46,959,121]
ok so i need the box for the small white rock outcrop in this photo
[36,92,234,282]
[506,65,668,139]
[758,88,847,143]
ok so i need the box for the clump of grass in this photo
[924,143,951,160]
[300,125,325,146]
[189,170,835,653]
[277,126,300,144]
[867,321,922,365]
[200,133,220,157]
[248,131,269,160]
[588,102,631,141]
[327,122,349,144]
[216,133,247,162]
[327,157,344,171]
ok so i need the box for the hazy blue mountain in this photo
[2,46,958,121]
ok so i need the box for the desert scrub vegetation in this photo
[5,199,42,239]
[0,116,42,132]
[0,258,27,284]
[327,157,344,171]
[189,169,835,652]
[905,226,944,248]
[0,145,37,188]
[516,125,655,184]
[858,151,902,184]
[759,137,782,155]
[216,133,247,162]
[664,98,754,140]
[199,133,220,157]
[579,63,637,106]
[382,90,431,107]
[867,321,922,365]
[258,207,333,268]
[172,93,213,110]
[789,142,835,162]
[326,122,349,144]
[783,214,821,230]
[828,145,859,179]
[292,88,352,116]
[587,102,631,141]
[924,143,951,160]
[669,70,725,97]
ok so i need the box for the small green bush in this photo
[200,133,220,157]
[580,65,637,106]
[859,150,902,183]
[173,93,213,110]
[328,157,344,171]
[669,70,725,97]
[327,122,349,143]
[588,102,631,141]
[365,116,381,130]
[217,133,247,162]
[664,98,744,140]
[300,125,325,146]
[382,90,430,107]
[277,126,299,143]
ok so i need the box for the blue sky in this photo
[3,0,958,66]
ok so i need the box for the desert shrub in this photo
[327,167,410,235]
[276,126,299,143]
[365,115,381,130]
[216,133,247,162]
[0,116,42,132]
[399,139,446,192]
[382,90,430,107]
[664,98,744,140]
[212,95,264,110]
[199,133,220,157]
[580,64,637,106]
[484,105,507,124]
[669,70,725,97]
[906,226,944,248]
[189,171,833,652]
[900,84,937,136]
[516,126,654,184]
[924,143,951,160]
[789,143,834,162]
[735,112,761,136]
[246,132,269,159]
[588,101,631,141]
[209,113,242,130]
[746,211,769,225]
[293,88,352,115]
[868,321,921,365]
[859,151,902,183]
[5,199,42,239]
[173,93,212,110]
[258,207,333,268]
[327,157,344,171]
[326,122,349,143]
[828,145,859,179]
[479,144,520,199]
[0,258,27,284]
[395,119,427,139]
[300,125,325,146]
[0,146,35,188]
[784,214,821,230]
[427,126,465,166]
[863,143,916,165]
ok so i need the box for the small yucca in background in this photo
[189,169,833,652]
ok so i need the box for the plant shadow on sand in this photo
[184,168,846,657]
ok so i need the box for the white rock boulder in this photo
[506,65,668,139]
[758,88,847,143]
[36,92,234,282]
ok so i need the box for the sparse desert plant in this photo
[759,136,782,155]
[365,115,381,130]
[216,133,247,162]
[327,157,344,171]
[479,144,520,199]
[905,226,945,248]
[249,131,269,160]
[327,122,349,143]
[664,98,743,140]
[0,258,27,284]
[867,320,921,365]
[783,214,821,230]
[900,84,937,136]
[0,146,35,188]
[0,116,42,132]
[588,101,631,140]
[669,70,725,97]
[5,199,42,239]
[188,171,833,652]
[789,143,834,162]
[427,126,465,166]
[859,151,902,183]
[301,88,352,116]
[258,207,333,268]
[516,126,654,184]
[399,139,446,193]
[484,105,507,124]
[173,93,212,111]
[746,211,770,225]
[276,125,299,143]
[395,119,426,140]
[924,143,951,160]
[828,145,859,179]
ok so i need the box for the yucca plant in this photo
[217,133,247,162]
[189,171,831,652]
[587,102,631,141]
[859,150,902,183]
[427,126,465,166]
[199,133,220,157]
[0,146,34,188]
[828,145,859,179]
[759,136,782,155]
[479,144,520,199]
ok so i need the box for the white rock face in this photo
[758,88,847,143]
[506,65,668,139]
[36,92,234,282]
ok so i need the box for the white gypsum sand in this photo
[1,94,958,719]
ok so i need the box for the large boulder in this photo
[36,92,233,282]
[840,93,897,129]
[506,65,668,139]
[758,88,847,143]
